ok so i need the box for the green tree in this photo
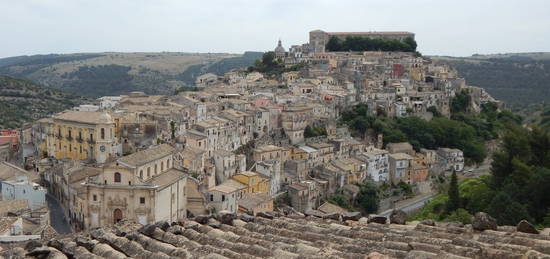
[451,90,472,114]
[356,183,379,213]
[170,121,176,139]
[459,177,492,214]
[488,192,532,225]
[403,37,417,52]
[326,36,342,51]
[328,194,353,211]
[304,125,316,138]
[444,208,473,224]
[427,106,442,117]
[446,171,460,213]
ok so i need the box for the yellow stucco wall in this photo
[233,173,269,194]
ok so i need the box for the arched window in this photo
[101,128,105,139]
[147,167,151,177]
[154,164,157,174]
[114,172,121,183]
[161,162,164,172]
[167,159,171,168]
[139,170,143,178]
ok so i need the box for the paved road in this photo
[379,193,435,217]
[46,194,72,234]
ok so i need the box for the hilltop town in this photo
[3,30,549,258]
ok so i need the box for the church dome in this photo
[274,40,285,53]
[98,112,113,124]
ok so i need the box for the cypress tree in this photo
[447,171,460,213]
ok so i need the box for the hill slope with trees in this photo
[0,52,262,97]
[432,53,550,105]
[0,75,88,128]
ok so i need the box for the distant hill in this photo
[431,52,550,105]
[0,75,88,129]
[0,51,263,98]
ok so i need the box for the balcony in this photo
[77,137,83,143]
[55,134,62,140]
[87,139,95,145]
[66,136,73,142]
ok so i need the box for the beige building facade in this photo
[79,144,187,229]
[44,111,119,164]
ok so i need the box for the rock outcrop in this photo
[472,212,497,231]
[517,220,539,234]
[390,209,407,225]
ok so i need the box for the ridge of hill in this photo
[0,51,263,98]
[430,52,550,105]
[0,75,88,128]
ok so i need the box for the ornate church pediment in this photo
[107,195,127,208]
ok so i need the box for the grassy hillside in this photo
[0,75,88,129]
[0,52,263,97]
[431,53,550,105]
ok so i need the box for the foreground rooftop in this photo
[7,211,550,258]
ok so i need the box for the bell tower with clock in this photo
[95,112,117,164]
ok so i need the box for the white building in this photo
[364,147,389,182]
[437,148,464,172]
[255,160,282,196]
[0,176,46,210]
[389,153,414,184]
[98,96,124,110]
[207,179,246,213]
[213,150,245,185]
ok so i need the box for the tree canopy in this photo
[247,51,303,76]
[415,124,550,226]
[340,103,489,164]
[325,36,418,53]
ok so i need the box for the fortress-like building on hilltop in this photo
[309,29,415,53]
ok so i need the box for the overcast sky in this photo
[1,0,549,58]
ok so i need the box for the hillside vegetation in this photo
[0,75,87,128]
[0,52,262,97]
[432,53,550,105]
[339,92,519,164]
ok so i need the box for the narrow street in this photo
[46,194,72,234]
[379,192,435,217]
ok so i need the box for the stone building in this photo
[213,150,245,185]
[388,153,414,184]
[0,142,12,162]
[80,144,187,230]
[281,105,312,145]
[44,111,120,164]
[232,171,269,194]
[437,147,464,172]
[288,180,320,212]
[207,179,246,213]
[386,142,415,156]
[238,193,273,215]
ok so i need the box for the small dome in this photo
[274,40,285,53]
[99,112,113,124]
